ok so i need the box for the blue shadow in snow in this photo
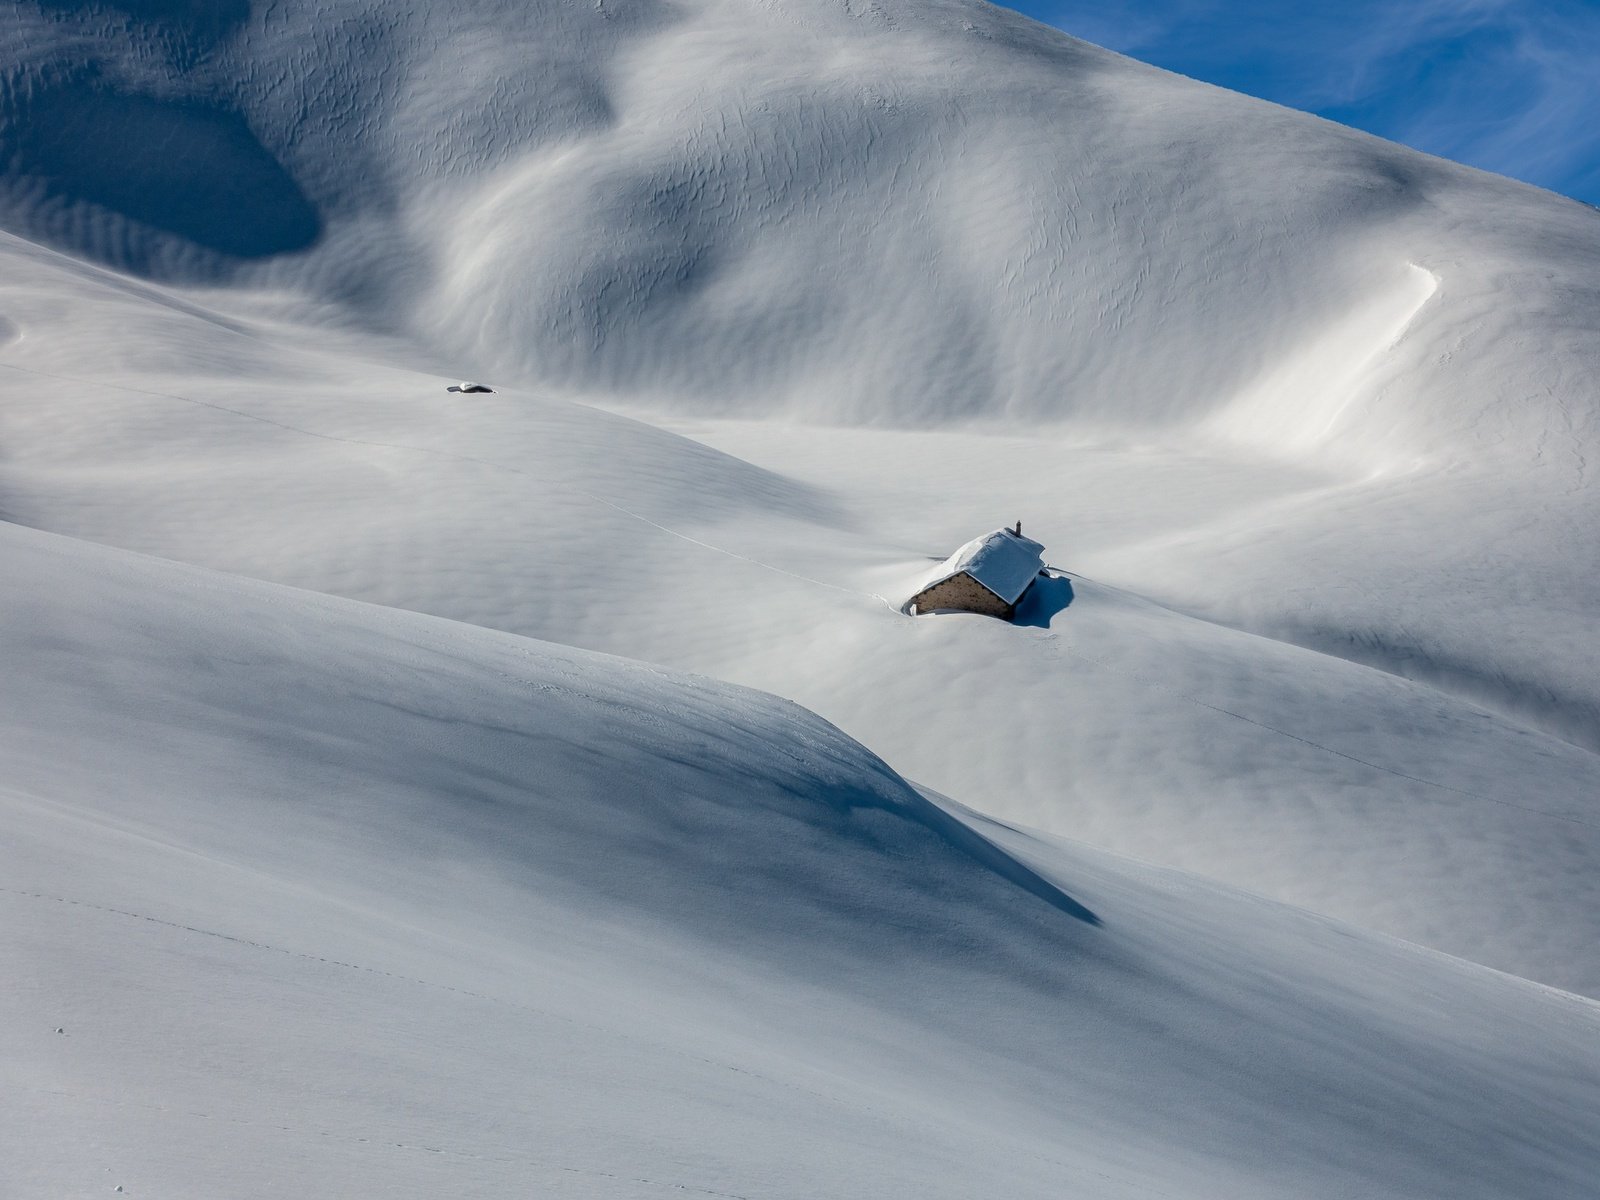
[1012,573,1074,628]
[914,789,1100,926]
[0,75,320,266]
[35,1,252,46]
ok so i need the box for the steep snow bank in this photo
[4,521,1599,1199]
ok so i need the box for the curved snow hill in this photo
[3,521,1599,1200]
[0,0,1595,451]
[2,0,1600,988]
[4,229,1599,998]
[1,6,1596,742]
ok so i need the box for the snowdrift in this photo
[4,521,1599,1199]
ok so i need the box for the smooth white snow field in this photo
[3,0,1600,1195]
[5,522,1600,1199]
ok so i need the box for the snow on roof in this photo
[914,529,1045,606]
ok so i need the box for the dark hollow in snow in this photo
[34,0,253,51]
[0,76,320,265]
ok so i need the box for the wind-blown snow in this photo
[3,0,1600,1193]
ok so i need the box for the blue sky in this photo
[1005,0,1600,206]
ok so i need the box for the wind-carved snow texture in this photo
[2,0,1600,1194]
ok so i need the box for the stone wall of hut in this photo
[910,572,1013,618]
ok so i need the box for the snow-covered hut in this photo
[908,524,1045,619]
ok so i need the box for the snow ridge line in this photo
[0,361,900,612]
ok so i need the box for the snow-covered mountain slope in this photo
[1,3,1596,743]
[5,521,1599,1200]
[5,0,1600,1188]
[0,0,1593,453]
[4,226,1598,997]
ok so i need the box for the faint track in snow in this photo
[0,882,1167,1197]
[13,1081,757,1199]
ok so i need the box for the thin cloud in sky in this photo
[1011,0,1600,205]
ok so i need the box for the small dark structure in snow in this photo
[908,523,1045,620]
[447,381,494,393]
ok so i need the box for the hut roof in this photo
[915,528,1045,606]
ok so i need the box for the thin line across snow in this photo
[0,884,839,1139]
[14,1081,756,1199]
[0,885,1167,1197]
